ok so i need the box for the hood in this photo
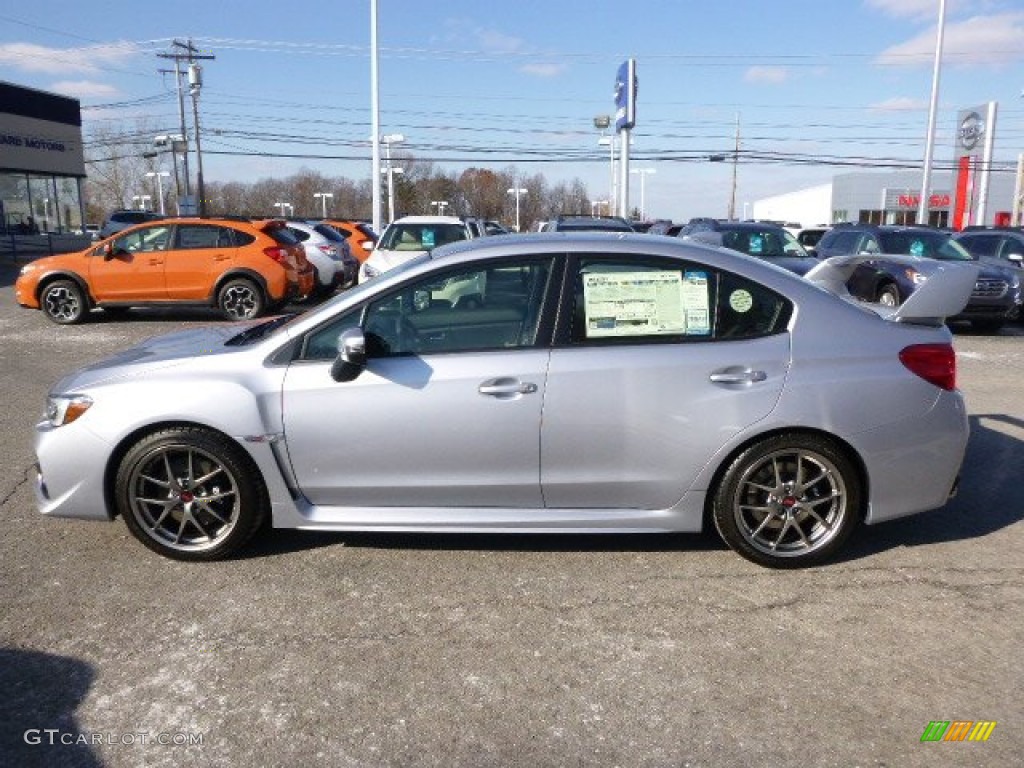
[365,248,425,273]
[51,323,255,392]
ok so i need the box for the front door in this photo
[88,224,171,301]
[282,256,556,508]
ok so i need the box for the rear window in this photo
[313,223,346,242]
[380,223,468,251]
[112,211,153,224]
[264,225,302,246]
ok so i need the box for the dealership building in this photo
[1,80,88,256]
[752,169,1018,231]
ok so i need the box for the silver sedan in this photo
[32,233,976,567]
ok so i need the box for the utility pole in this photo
[158,40,214,215]
[728,113,740,220]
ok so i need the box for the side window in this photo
[959,235,997,258]
[824,230,860,254]
[175,225,222,249]
[859,235,880,254]
[112,225,171,253]
[570,259,790,344]
[300,258,553,361]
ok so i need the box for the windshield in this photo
[878,231,972,261]
[379,223,467,251]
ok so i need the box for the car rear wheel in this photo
[40,279,88,324]
[875,284,901,307]
[712,433,861,568]
[218,278,265,320]
[115,427,268,561]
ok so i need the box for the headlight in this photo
[19,263,38,275]
[45,394,93,427]
[906,269,927,285]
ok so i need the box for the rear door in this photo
[541,255,792,510]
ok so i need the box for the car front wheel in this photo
[115,427,269,561]
[40,279,88,324]
[712,433,861,568]
[875,284,901,307]
[218,278,265,320]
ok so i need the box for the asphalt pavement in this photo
[1,260,1022,767]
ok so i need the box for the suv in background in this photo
[324,219,378,263]
[285,220,358,297]
[98,209,165,239]
[15,217,314,324]
[815,223,1019,332]
[359,215,485,282]
[678,219,820,276]
[546,215,634,233]
[953,227,1024,272]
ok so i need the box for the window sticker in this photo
[422,229,436,248]
[682,271,711,335]
[748,234,764,255]
[583,270,709,338]
[729,289,753,313]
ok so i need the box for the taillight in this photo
[899,344,956,391]
[263,246,287,264]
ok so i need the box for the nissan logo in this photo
[958,112,984,151]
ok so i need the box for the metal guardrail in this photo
[0,234,93,263]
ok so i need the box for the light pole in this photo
[591,200,609,216]
[132,195,152,211]
[274,202,293,218]
[314,192,334,218]
[146,171,170,215]
[630,168,655,221]
[594,115,615,216]
[381,133,405,224]
[188,62,206,217]
[430,200,449,215]
[507,187,527,231]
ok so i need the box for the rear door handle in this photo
[709,369,768,385]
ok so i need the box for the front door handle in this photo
[478,377,538,398]
[709,369,768,385]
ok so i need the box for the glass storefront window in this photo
[1,172,83,235]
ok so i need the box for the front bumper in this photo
[34,419,116,521]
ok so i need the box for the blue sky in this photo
[2,0,1023,221]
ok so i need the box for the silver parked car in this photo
[285,220,358,297]
[32,234,976,567]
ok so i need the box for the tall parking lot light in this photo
[381,134,405,224]
[314,192,334,218]
[146,171,170,215]
[507,187,527,231]
[630,168,655,221]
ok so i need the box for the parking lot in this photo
[1,260,1021,767]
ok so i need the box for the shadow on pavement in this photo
[0,647,101,767]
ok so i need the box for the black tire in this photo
[40,279,88,324]
[115,427,269,561]
[875,283,901,307]
[712,433,862,568]
[218,278,265,321]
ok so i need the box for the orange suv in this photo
[323,219,378,262]
[15,217,314,323]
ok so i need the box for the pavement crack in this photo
[0,465,32,508]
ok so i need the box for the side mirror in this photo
[330,327,367,382]
[1007,253,1023,266]
[102,242,115,260]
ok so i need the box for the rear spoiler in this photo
[803,254,979,326]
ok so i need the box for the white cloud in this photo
[519,62,565,78]
[50,80,119,99]
[744,66,789,84]
[869,96,929,112]
[0,41,140,75]
[864,0,975,21]
[876,12,1024,68]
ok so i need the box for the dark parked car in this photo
[678,220,820,276]
[547,215,635,233]
[953,227,1024,271]
[815,224,1019,332]
[98,209,165,239]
